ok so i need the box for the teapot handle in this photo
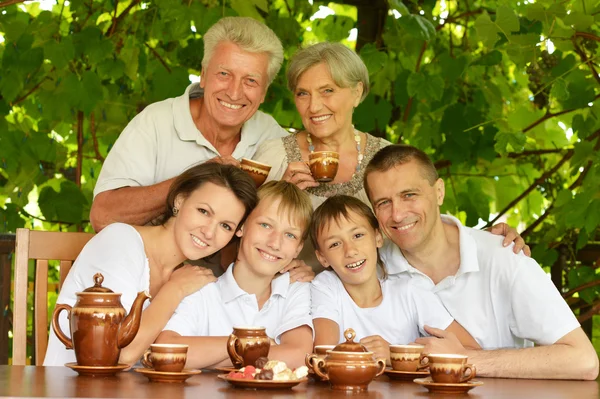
[141,350,153,369]
[375,358,386,377]
[313,357,329,380]
[51,304,73,349]
[226,334,244,368]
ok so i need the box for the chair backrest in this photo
[12,228,94,365]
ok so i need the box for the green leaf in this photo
[312,15,355,42]
[0,203,26,233]
[399,15,436,41]
[230,0,265,22]
[496,5,520,34]
[494,131,526,155]
[563,11,594,31]
[38,181,87,224]
[354,94,392,133]
[407,72,444,101]
[251,0,269,12]
[550,78,569,101]
[81,71,103,114]
[475,12,501,47]
[388,0,410,15]
[360,43,388,75]
[0,70,24,102]
[472,50,503,66]
[120,37,140,81]
[44,37,74,69]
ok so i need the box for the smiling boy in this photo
[156,181,314,369]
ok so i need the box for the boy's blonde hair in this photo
[309,195,387,279]
[257,181,313,240]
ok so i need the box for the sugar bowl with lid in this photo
[306,328,386,391]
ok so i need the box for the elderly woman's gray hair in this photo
[287,42,370,103]
[202,17,284,85]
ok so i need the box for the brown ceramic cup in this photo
[308,151,339,183]
[389,344,428,372]
[425,354,476,383]
[141,344,188,372]
[227,326,270,368]
[240,158,271,187]
[305,345,336,379]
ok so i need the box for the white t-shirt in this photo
[163,264,313,344]
[93,83,288,197]
[311,270,454,344]
[381,214,580,349]
[44,223,151,366]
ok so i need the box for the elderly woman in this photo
[254,42,528,270]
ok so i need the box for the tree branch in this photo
[574,31,600,42]
[108,0,119,37]
[403,41,428,122]
[144,42,172,73]
[0,0,25,8]
[576,299,600,324]
[11,77,49,106]
[106,0,141,37]
[90,112,105,162]
[76,111,84,188]
[572,39,600,87]
[563,279,600,301]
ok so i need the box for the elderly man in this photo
[364,144,599,380]
[90,17,287,231]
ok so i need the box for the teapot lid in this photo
[81,273,114,293]
[332,329,369,352]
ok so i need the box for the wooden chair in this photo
[12,228,94,365]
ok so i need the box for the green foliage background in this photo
[0,0,599,353]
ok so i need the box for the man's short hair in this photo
[364,144,439,201]
[202,17,284,85]
[287,42,369,103]
[257,180,313,241]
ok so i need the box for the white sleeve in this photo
[163,289,207,337]
[510,257,580,345]
[272,281,313,344]
[310,271,342,326]
[252,138,288,182]
[93,111,159,197]
[407,284,454,336]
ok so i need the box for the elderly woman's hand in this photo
[282,161,319,190]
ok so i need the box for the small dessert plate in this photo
[65,362,129,377]
[134,368,201,383]
[383,368,430,381]
[218,374,307,390]
[413,377,484,394]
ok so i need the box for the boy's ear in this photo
[375,229,384,248]
[235,224,245,238]
[315,249,331,269]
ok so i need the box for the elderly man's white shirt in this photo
[94,83,288,197]
[380,214,580,349]
[311,270,453,344]
[163,265,313,343]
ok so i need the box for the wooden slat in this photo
[34,260,49,365]
[59,260,73,290]
[12,229,30,366]
[28,231,93,260]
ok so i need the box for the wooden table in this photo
[0,366,598,398]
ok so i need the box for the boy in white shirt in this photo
[157,181,314,369]
[310,195,480,365]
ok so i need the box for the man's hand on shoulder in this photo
[488,222,531,256]
[280,259,315,283]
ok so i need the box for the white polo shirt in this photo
[94,83,288,197]
[311,271,453,345]
[380,214,580,349]
[163,265,313,343]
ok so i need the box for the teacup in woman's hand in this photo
[240,158,271,187]
[308,151,339,183]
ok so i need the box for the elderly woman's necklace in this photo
[306,128,364,178]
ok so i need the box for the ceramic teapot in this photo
[51,273,150,366]
[306,328,386,391]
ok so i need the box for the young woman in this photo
[309,195,480,364]
[44,163,258,366]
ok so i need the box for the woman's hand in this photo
[488,223,531,256]
[360,335,391,365]
[167,265,217,298]
[282,162,319,190]
[279,259,315,283]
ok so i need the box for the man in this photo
[90,17,287,232]
[364,144,599,380]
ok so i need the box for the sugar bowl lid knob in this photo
[332,328,369,352]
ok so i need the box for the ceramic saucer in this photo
[65,362,129,377]
[213,366,236,373]
[414,377,484,394]
[383,368,430,381]
[218,374,308,389]
[134,368,202,383]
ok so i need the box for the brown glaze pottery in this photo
[227,326,270,368]
[65,362,129,377]
[307,328,386,392]
[306,345,335,381]
[141,344,188,372]
[217,374,307,390]
[390,344,428,372]
[383,368,430,381]
[134,368,202,383]
[52,273,150,367]
[308,151,339,182]
[414,377,484,394]
[426,354,476,383]
[240,158,271,187]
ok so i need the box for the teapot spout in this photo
[117,290,151,349]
